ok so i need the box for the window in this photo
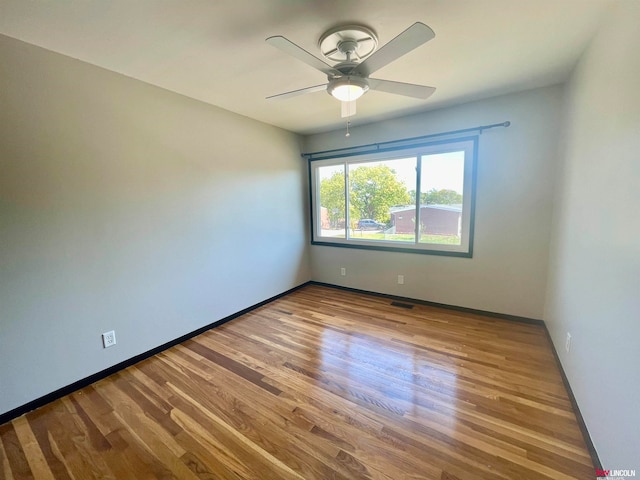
[310,137,477,256]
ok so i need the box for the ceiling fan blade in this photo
[353,22,435,76]
[266,36,341,77]
[266,83,328,101]
[341,100,356,118]
[368,79,436,99]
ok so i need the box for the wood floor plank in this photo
[1,285,596,479]
[0,428,14,480]
[10,417,54,480]
[0,422,33,480]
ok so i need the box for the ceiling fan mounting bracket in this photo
[318,24,378,63]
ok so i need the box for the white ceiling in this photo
[0,0,614,135]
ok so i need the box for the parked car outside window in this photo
[357,219,386,230]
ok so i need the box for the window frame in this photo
[308,135,478,257]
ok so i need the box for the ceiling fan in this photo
[265,22,436,118]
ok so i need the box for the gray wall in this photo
[0,35,310,415]
[545,1,640,470]
[305,86,563,319]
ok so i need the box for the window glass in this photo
[317,164,346,238]
[419,151,465,245]
[349,157,416,243]
[310,137,476,257]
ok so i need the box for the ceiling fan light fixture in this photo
[328,76,369,102]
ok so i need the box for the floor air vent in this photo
[390,301,414,309]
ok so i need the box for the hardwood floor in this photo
[1,284,595,479]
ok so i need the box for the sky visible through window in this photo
[319,151,464,194]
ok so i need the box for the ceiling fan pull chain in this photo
[346,120,351,137]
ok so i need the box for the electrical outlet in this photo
[102,330,116,348]
[565,332,571,353]
[397,275,404,285]
[340,267,346,276]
